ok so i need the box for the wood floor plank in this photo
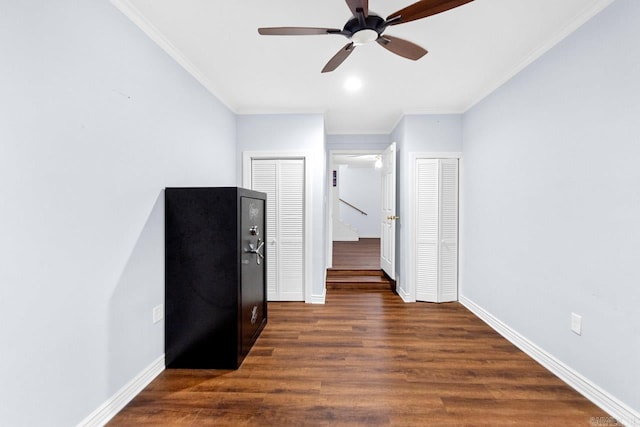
[109,288,611,426]
[332,238,380,269]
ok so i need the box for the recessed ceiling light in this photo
[344,76,363,92]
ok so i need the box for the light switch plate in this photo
[153,304,164,324]
[571,312,582,335]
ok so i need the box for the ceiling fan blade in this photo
[387,0,474,25]
[345,0,369,17]
[258,27,342,36]
[322,42,356,73]
[377,35,428,61]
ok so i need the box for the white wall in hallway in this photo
[461,0,640,417]
[237,114,326,303]
[0,2,236,425]
[391,115,463,298]
[338,164,381,238]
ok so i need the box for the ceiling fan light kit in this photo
[351,28,378,45]
[258,0,474,72]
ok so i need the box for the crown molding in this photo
[110,0,236,113]
[463,0,617,112]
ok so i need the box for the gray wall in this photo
[236,114,326,302]
[0,1,237,425]
[325,133,391,151]
[461,0,640,413]
[391,115,463,298]
[338,164,381,238]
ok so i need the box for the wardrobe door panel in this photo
[240,196,266,355]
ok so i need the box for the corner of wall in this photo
[459,296,640,426]
[78,355,165,427]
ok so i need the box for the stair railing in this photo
[339,198,367,216]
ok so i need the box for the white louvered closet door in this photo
[438,159,459,302]
[251,159,305,301]
[251,161,278,300]
[415,160,439,302]
[415,158,459,303]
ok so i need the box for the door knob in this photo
[387,215,400,221]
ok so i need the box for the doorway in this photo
[328,150,381,269]
[326,146,397,291]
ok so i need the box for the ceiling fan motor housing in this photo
[344,14,388,44]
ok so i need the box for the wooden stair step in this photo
[326,282,392,290]
[326,269,383,277]
[327,275,390,283]
[326,269,395,290]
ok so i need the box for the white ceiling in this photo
[114,0,614,134]
[334,153,381,168]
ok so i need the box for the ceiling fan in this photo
[258,0,474,73]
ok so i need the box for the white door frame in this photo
[408,152,463,302]
[243,151,312,303]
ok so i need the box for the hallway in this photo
[328,238,393,290]
[109,287,608,425]
[332,238,380,270]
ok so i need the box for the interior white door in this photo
[438,159,459,302]
[380,142,397,278]
[276,160,305,301]
[251,160,278,299]
[415,158,459,302]
[251,159,305,301]
[415,159,439,301]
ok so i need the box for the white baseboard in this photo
[309,287,326,304]
[397,287,412,303]
[396,278,414,303]
[308,273,327,304]
[77,354,165,427]
[459,296,640,427]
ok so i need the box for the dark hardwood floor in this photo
[328,239,393,290]
[332,238,380,270]
[109,288,609,426]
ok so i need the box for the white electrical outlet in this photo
[153,304,164,324]
[571,312,582,335]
